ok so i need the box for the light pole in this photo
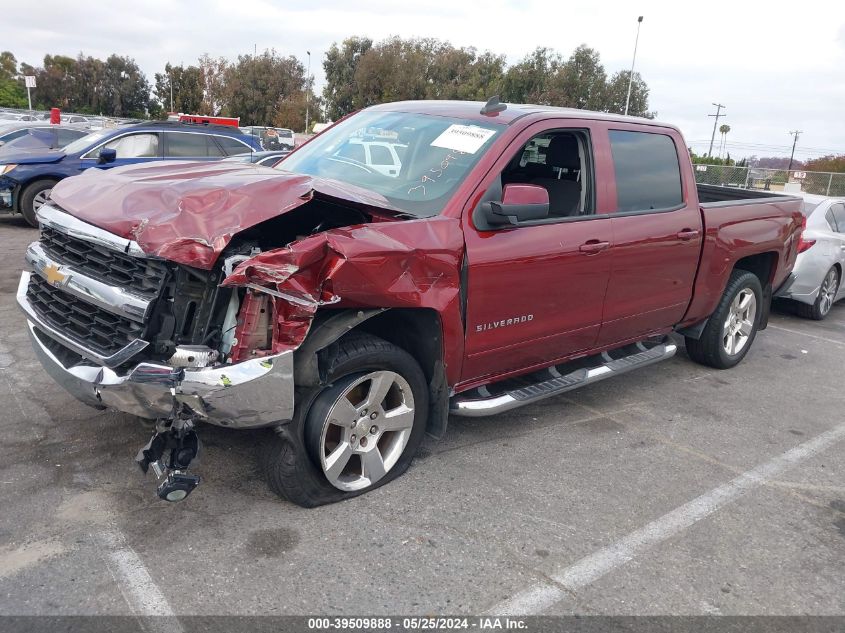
[624,16,644,116]
[305,50,311,134]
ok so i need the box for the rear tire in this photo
[685,270,763,369]
[795,266,839,320]
[261,333,428,507]
[19,179,57,227]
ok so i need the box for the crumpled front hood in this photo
[49,160,403,269]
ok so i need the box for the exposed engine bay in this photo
[141,197,373,368]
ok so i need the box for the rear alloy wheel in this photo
[685,269,763,369]
[796,267,839,320]
[721,287,757,356]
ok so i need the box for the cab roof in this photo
[369,99,676,130]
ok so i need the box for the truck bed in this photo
[697,183,801,207]
[681,188,804,329]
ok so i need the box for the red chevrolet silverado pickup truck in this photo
[17,100,804,505]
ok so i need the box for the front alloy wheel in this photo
[318,371,416,491]
[263,332,428,507]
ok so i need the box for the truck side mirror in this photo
[98,147,117,164]
[481,183,550,226]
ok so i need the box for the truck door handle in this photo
[676,229,700,240]
[579,240,610,254]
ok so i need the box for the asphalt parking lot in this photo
[0,214,843,618]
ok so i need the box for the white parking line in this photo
[97,528,184,633]
[490,421,845,615]
[768,324,845,347]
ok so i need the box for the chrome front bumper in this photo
[18,271,295,429]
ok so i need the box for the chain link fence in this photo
[693,164,845,197]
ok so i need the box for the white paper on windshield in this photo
[430,124,496,154]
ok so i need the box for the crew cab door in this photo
[594,125,703,346]
[461,121,614,384]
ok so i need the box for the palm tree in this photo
[719,124,731,159]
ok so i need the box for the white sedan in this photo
[778,193,845,319]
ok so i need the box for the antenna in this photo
[480,96,507,116]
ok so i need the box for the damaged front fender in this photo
[221,217,466,382]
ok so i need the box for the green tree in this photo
[224,50,305,125]
[501,47,561,103]
[72,55,106,113]
[351,37,435,108]
[198,54,229,115]
[546,45,606,110]
[0,51,18,79]
[603,70,653,118]
[323,37,372,120]
[804,155,845,173]
[0,51,26,108]
[100,54,150,117]
[273,92,324,131]
[0,79,27,108]
[154,63,204,114]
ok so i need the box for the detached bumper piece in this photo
[136,418,201,502]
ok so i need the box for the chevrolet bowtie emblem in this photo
[43,264,66,286]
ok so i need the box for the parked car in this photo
[334,137,406,177]
[241,126,295,150]
[17,100,803,505]
[63,115,91,128]
[0,121,261,225]
[221,149,290,166]
[0,124,88,152]
[774,194,845,319]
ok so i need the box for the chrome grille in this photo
[27,275,145,359]
[40,225,168,298]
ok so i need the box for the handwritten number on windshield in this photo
[407,151,464,197]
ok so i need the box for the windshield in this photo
[61,129,111,155]
[280,111,502,217]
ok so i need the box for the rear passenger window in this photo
[609,130,683,212]
[336,142,366,163]
[165,133,220,157]
[58,129,85,145]
[369,144,393,165]
[831,204,845,233]
[215,135,250,156]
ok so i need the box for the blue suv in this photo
[0,121,261,226]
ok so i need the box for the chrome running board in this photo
[450,340,677,417]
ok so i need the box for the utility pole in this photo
[707,103,726,157]
[624,16,644,116]
[788,130,802,171]
[169,71,174,113]
[305,50,311,135]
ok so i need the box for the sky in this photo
[5,0,845,161]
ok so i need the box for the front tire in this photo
[796,266,839,320]
[262,333,428,507]
[19,179,57,227]
[685,269,763,369]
